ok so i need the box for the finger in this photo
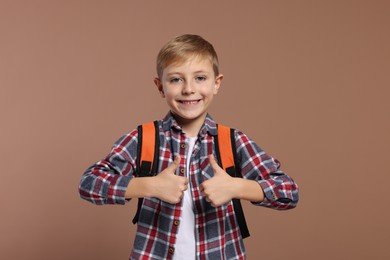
[168,155,181,171]
[180,179,188,190]
[208,154,221,172]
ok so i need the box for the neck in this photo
[182,124,201,137]
[173,113,206,137]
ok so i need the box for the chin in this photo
[173,111,206,121]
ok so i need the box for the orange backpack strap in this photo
[216,124,250,239]
[216,124,236,175]
[132,121,159,224]
[136,121,160,177]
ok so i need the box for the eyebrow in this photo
[166,70,209,76]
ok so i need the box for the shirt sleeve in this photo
[235,129,299,209]
[78,129,139,205]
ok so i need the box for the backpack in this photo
[131,121,250,239]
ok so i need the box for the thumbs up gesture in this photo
[200,155,237,207]
[152,155,189,204]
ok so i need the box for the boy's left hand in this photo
[200,155,237,207]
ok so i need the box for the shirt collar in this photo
[161,111,218,136]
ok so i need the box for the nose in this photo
[182,81,195,95]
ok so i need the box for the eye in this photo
[170,77,183,84]
[195,76,207,82]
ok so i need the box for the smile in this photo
[178,100,201,104]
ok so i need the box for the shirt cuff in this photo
[256,179,278,205]
[253,179,296,209]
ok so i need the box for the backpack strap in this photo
[215,124,250,239]
[132,121,159,224]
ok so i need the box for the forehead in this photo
[163,54,214,74]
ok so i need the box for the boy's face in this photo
[155,56,223,128]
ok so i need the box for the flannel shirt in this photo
[79,112,299,260]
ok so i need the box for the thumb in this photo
[208,154,222,173]
[167,155,181,173]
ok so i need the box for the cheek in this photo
[162,89,177,100]
[202,85,218,96]
[163,83,177,93]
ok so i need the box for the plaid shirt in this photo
[79,112,299,260]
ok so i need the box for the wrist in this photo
[125,176,156,199]
[147,176,159,198]
[233,178,246,199]
[234,178,264,202]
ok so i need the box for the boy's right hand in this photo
[152,155,189,204]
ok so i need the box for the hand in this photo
[152,155,189,204]
[199,155,237,207]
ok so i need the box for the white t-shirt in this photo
[173,136,197,260]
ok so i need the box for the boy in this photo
[79,34,299,260]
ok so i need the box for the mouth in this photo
[178,99,201,104]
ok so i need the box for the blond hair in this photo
[156,34,219,78]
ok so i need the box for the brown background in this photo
[1,1,389,259]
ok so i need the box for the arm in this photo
[79,129,188,205]
[236,129,299,209]
[200,130,299,209]
[79,129,139,205]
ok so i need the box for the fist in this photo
[200,155,236,207]
[153,155,189,204]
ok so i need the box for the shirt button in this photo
[174,220,180,226]
[181,144,186,149]
[169,247,175,254]
[180,169,185,174]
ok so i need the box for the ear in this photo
[213,74,223,94]
[154,77,165,98]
